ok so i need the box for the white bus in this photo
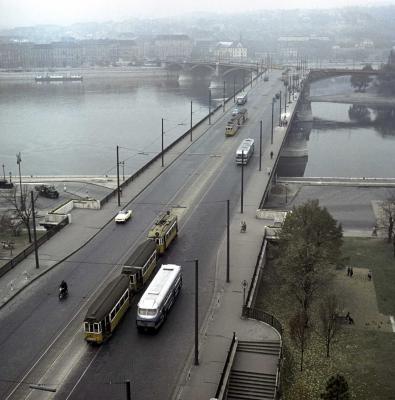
[236,138,255,165]
[136,264,182,331]
[236,93,248,105]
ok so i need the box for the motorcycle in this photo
[58,286,68,300]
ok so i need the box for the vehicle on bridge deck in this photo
[236,138,255,165]
[83,275,130,344]
[136,264,182,332]
[236,92,248,105]
[225,108,247,137]
[122,240,158,293]
[147,211,178,254]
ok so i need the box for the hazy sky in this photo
[0,0,394,28]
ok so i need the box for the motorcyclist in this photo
[60,280,68,294]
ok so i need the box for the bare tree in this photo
[289,311,310,372]
[318,294,340,358]
[378,196,395,243]
[0,186,38,243]
[0,211,22,236]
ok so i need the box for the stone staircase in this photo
[226,340,281,400]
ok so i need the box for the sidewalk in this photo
[174,101,293,400]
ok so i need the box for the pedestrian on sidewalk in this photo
[350,267,353,278]
[270,151,274,159]
[267,167,271,176]
[347,266,351,277]
[368,270,372,281]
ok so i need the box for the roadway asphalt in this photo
[0,69,294,400]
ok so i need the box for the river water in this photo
[279,75,395,178]
[0,69,244,177]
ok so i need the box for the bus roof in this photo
[138,264,181,310]
[122,240,156,274]
[236,138,254,154]
[147,211,177,238]
[84,274,129,323]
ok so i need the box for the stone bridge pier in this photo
[296,81,313,122]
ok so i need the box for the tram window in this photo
[93,323,99,333]
[84,322,89,332]
[110,310,115,320]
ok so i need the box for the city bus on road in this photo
[236,138,255,165]
[147,211,178,254]
[83,275,130,344]
[122,240,158,293]
[136,264,182,332]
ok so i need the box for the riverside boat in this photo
[35,74,83,82]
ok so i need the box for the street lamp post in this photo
[30,191,39,269]
[194,259,199,365]
[116,145,121,207]
[190,101,193,141]
[241,151,244,214]
[16,152,24,210]
[208,89,212,125]
[223,81,226,112]
[259,120,262,171]
[271,98,275,145]
[278,91,282,126]
[161,118,165,167]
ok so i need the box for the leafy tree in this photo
[277,200,343,319]
[289,311,310,372]
[348,104,371,123]
[318,294,340,357]
[320,374,350,400]
[350,64,373,92]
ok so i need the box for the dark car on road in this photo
[35,184,59,199]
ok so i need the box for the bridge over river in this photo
[276,176,395,188]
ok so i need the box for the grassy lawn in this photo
[255,237,395,400]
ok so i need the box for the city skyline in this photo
[1,0,395,29]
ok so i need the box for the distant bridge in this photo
[277,176,395,188]
[307,68,381,83]
[308,93,395,107]
[162,60,265,78]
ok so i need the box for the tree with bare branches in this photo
[0,186,38,243]
[378,196,395,243]
[289,311,310,372]
[318,294,340,358]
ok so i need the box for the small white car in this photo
[232,108,239,116]
[115,209,133,223]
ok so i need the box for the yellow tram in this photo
[121,240,158,293]
[83,210,178,343]
[147,211,178,254]
[83,274,130,344]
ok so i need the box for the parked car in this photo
[115,209,133,223]
[35,184,59,199]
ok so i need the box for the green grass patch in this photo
[255,238,395,400]
[342,237,395,315]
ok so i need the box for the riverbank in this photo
[0,66,170,81]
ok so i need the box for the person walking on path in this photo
[270,151,274,159]
[350,267,353,278]
[368,270,372,281]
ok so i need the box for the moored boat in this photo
[35,74,83,82]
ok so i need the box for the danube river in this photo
[279,75,395,178]
[0,68,244,177]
